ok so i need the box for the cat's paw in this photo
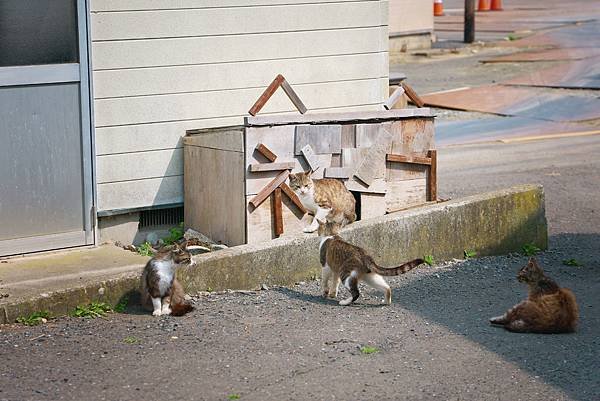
[162,307,172,315]
[339,298,353,306]
[152,309,162,317]
[303,226,317,233]
[489,315,507,325]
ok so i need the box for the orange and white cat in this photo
[289,171,356,233]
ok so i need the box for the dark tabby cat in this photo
[490,257,578,333]
[289,171,356,233]
[140,244,194,316]
[318,220,424,305]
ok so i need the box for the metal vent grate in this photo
[139,207,184,228]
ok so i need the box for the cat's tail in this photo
[370,258,424,276]
[170,279,194,316]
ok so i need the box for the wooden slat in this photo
[345,178,387,194]
[255,143,278,162]
[324,167,353,179]
[248,74,285,116]
[246,193,308,244]
[272,188,284,237]
[280,78,308,114]
[301,144,320,172]
[280,182,307,214]
[384,86,406,110]
[386,153,432,165]
[354,127,393,186]
[294,125,342,155]
[360,193,387,219]
[427,149,437,202]
[249,161,295,172]
[245,108,433,127]
[248,169,290,208]
[402,82,425,108]
[385,178,427,213]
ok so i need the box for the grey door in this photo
[0,0,94,256]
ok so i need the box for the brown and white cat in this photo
[140,244,194,317]
[490,257,578,333]
[318,220,424,306]
[289,171,356,233]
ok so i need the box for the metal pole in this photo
[464,0,475,43]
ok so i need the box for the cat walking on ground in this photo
[318,219,424,306]
[140,244,194,317]
[289,171,356,233]
[490,257,578,333]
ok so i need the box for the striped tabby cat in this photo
[289,171,356,233]
[318,220,424,306]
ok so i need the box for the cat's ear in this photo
[529,257,537,265]
[306,169,313,178]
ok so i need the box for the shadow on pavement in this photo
[394,233,599,401]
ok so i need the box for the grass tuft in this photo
[521,243,541,256]
[16,311,51,326]
[360,345,379,355]
[71,302,113,319]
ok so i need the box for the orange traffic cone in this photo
[478,0,491,11]
[434,0,444,16]
[490,0,503,10]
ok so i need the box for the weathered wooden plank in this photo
[272,188,284,237]
[246,126,294,166]
[341,148,385,180]
[355,123,392,148]
[294,125,342,155]
[280,182,307,214]
[249,161,296,172]
[184,127,244,152]
[301,144,320,172]
[184,146,245,246]
[345,178,387,194]
[248,170,289,209]
[324,167,353,179]
[340,124,356,148]
[386,153,432,165]
[255,143,277,162]
[385,178,427,213]
[384,86,406,110]
[360,193,387,219]
[246,193,307,244]
[248,74,285,116]
[402,82,425,108]
[386,161,427,181]
[354,126,393,186]
[427,149,437,202]
[280,78,308,114]
[245,108,433,127]
[390,119,435,155]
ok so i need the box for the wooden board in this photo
[324,167,353,179]
[249,161,296,172]
[354,126,393,186]
[384,86,406,110]
[184,146,245,246]
[246,194,307,244]
[386,153,432,165]
[280,78,308,114]
[248,74,284,116]
[248,170,289,209]
[385,178,427,213]
[272,188,284,237]
[360,193,387,220]
[301,144,320,172]
[390,119,435,155]
[427,150,437,202]
[280,182,307,214]
[183,127,243,152]
[340,124,356,148]
[386,161,427,181]
[345,178,387,194]
[355,123,392,148]
[294,125,342,155]
[255,143,277,162]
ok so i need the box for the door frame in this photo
[0,0,96,256]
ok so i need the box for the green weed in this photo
[228,394,240,400]
[123,336,140,344]
[522,243,541,256]
[71,302,113,319]
[114,296,129,313]
[16,311,51,326]
[507,34,518,41]
[423,255,435,266]
[137,242,155,257]
[360,346,379,355]
[464,250,477,259]
[562,258,582,267]
[162,223,184,245]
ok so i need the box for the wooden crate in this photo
[184,109,435,246]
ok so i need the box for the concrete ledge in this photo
[0,184,547,324]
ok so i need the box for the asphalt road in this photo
[1,134,599,401]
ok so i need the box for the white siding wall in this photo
[388,0,433,36]
[90,0,389,212]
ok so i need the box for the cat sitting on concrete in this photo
[140,244,194,316]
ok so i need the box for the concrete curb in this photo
[0,184,547,324]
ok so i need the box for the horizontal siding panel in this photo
[94,78,387,127]
[95,104,380,155]
[97,149,183,183]
[98,176,183,211]
[91,27,387,69]
[90,0,380,12]
[92,2,384,40]
[93,52,387,98]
